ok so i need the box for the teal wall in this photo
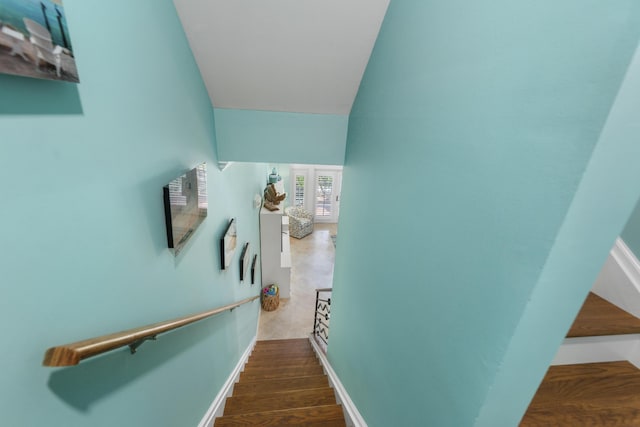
[329,2,640,426]
[214,108,348,165]
[0,1,264,426]
[476,41,640,426]
[622,200,640,256]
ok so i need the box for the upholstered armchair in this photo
[285,206,314,239]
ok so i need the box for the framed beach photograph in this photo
[0,0,79,82]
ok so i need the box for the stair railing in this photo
[42,295,259,367]
[313,288,332,352]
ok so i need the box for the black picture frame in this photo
[239,242,250,281]
[251,254,258,285]
[220,219,237,270]
[163,163,208,256]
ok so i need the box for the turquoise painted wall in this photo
[0,1,264,426]
[214,108,348,165]
[622,200,640,256]
[328,2,640,426]
[476,41,640,426]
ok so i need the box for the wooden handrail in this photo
[43,295,259,367]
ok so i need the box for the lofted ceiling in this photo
[172,0,390,115]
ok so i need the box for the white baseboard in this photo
[592,238,640,318]
[198,336,256,427]
[552,334,640,369]
[554,238,640,368]
[309,335,367,427]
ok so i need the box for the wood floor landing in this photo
[567,292,640,338]
[520,361,640,426]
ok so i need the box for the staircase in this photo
[214,338,347,426]
[521,292,640,426]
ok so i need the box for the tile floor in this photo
[257,223,338,340]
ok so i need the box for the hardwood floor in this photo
[521,293,640,426]
[214,339,346,426]
[520,361,640,426]
[567,293,640,338]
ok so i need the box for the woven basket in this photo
[261,288,280,311]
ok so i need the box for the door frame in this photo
[313,169,341,223]
[289,164,342,223]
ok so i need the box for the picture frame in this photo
[163,163,207,256]
[251,254,258,285]
[239,242,250,281]
[0,0,80,82]
[219,218,237,270]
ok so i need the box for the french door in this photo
[314,170,340,223]
[289,167,341,223]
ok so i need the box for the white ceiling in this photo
[173,0,390,115]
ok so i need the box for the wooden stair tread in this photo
[248,351,317,361]
[252,345,314,354]
[521,362,640,426]
[522,405,640,427]
[522,402,640,426]
[538,361,640,382]
[254,339,312,350]
[216,339,343,425]
[245,356,319,368]
[243,362,321,373]
[240,365,324,381]
[215,405,346,426]
[249,348,316,360]
[247,352,317,363]
[255,338,310,348]
[224,387,337,416]
[232,375,330,396]
[567,293,640,338]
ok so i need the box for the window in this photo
[315,175,334,217]
[295,175,305,207]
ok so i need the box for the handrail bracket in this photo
[129,335,157,354]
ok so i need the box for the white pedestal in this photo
[259,207,291,298]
